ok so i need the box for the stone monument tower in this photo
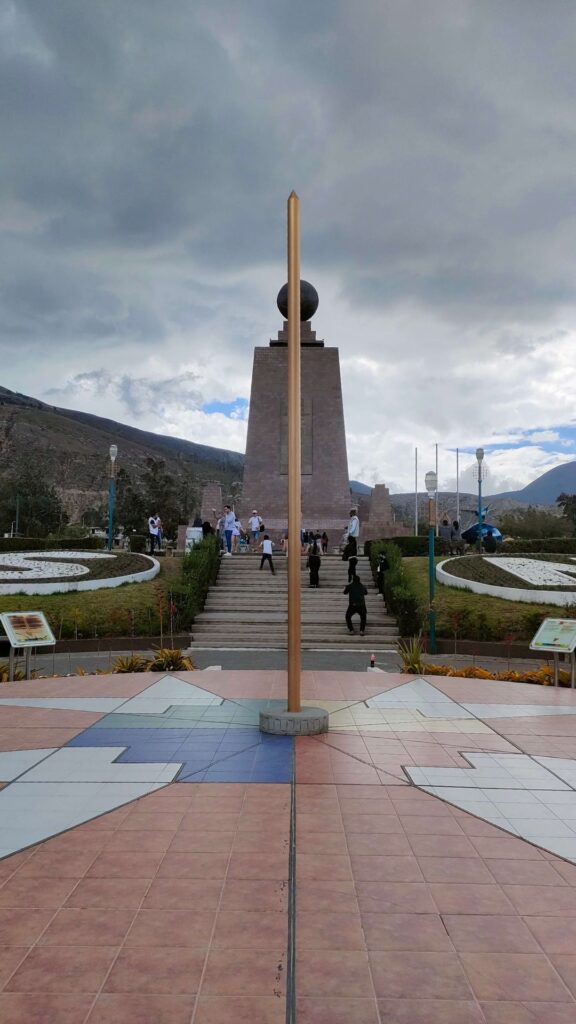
[241,282,351,535]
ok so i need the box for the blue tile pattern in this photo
[66,699,294,783]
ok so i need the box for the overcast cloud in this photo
[2,0,576,493]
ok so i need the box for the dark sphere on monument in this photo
[277,280,319,322]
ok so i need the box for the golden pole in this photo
[287,191,301,712]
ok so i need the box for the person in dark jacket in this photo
[344,575,368,635]
[483,528,497,553]
[306,543,321,588]
[376,552,389,594]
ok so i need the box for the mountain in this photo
[0,386,244,521]
[486,461,576,506]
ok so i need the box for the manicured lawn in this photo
[402,557,567,641]
[0,557,186,639]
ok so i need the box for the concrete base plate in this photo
[259,706,329,736]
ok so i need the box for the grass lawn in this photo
[402,556,567,641]
[0,557,186,639]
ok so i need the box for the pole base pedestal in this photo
[259,707,329,736]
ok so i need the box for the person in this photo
[483,528,497,554]
[259,533,275,574]
[215,513,225,552]
[321,531,329,554]
[232,516,242,553]
[148,513,160,555]
[192,515,203,528]
[307,542,321,588]
[376,552,389,593]
[347,508,360,555]
[451,520,465,555]
[281,530,289,556]
[344,574,368,635]
[201,520,213,539]
[347,553,358,583]
[439,518,452,555]
[223,505,235,555]
[248,510,263,547]
[301,529,309,554]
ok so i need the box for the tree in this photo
[114,468,148,534]
[498,506,573,539]
[557,493,576,529]
[0,464,67,537]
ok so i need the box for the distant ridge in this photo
[0,386,244,521]
[486,461,576,506]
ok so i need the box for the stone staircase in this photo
[189,553,399,651]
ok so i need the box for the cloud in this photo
[2,2,576,492]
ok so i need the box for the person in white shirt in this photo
[148,514,160,555]
[347,508,360,556]
[248,510,262,547]
[259,534,275,575]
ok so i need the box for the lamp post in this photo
[476,447,484,553]
[107,444,118,552]
[425,470,437,655]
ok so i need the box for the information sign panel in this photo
[0,611,56,648]
[530,618,576,654]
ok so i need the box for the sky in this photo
[2,0,576,495]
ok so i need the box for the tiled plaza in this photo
[1,669,576,1021]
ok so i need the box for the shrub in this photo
[127,534,147,553]
[0,661,27,682]
[368,540,424,635]
[398,636,425,673]
[501,537,576,554]
[367,535,443,558]
[147,647,195,671]
[112,654,150,673]
[0,536,105,552]
[180,536,220,624]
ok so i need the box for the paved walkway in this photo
[1,670,576,1021]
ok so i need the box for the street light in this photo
[476,447,484,553]
[425,470,437,655]
[107,444,118,552]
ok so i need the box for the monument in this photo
[241,281,351,537]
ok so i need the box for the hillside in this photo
[489,461,576,506]
[0,386,244,521]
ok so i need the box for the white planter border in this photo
[436,558,576,607]
[0,553,160,596]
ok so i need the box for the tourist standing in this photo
[483,528,497,553]
[307,542,321,588]
[248,510,262,548]
[148,514,160,555]
[348,508,360,555]
[223,505,235,555]
[259,534,275,574]
[451,520,465,555]
[344,574,368,635]
[439,519,452,555]
[232,516,242,553]
[321,531,329,554]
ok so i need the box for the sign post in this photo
[0,611,56,681]
[530,618,576,688]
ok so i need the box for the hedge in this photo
[501,537,576,554]
[177,535,220,624]
[368,540,423,635]
[365,536,442,558]
[0,536,106,552]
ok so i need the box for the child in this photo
[259,534,275,575]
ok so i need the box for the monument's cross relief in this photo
[240,281,352,533]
